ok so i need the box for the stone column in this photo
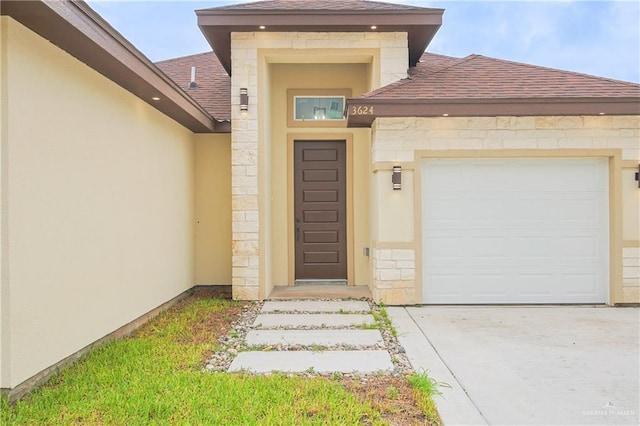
[230,35,260,300]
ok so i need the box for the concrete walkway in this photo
[229,300,394,374]
[389,306,640,426]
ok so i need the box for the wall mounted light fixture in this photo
[240,88,249,111]
[392,165,402,190]
[635,164,639,188]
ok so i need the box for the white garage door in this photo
[421,158,609,304]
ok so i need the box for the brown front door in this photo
[294,140,347,280]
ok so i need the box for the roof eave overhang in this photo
[346,97,640,127]
[2,0,226,133]
[196,9,444,75]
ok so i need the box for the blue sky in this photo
[86,0,640,83]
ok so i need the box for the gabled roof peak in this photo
[205,0,432,12]
[197,0,443,75]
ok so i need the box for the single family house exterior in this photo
[1,0,639,400]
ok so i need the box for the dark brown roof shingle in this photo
[205,0,429,12]
[156,51,230,121]
[156,49,639,126]
[362,52,640,100]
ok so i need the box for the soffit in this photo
[196,0,443,75]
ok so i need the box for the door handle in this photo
[295,217,300,242]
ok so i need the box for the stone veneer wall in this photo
[371,248,416,304]
[624,248,640,288]
[230,32,408,300]
[372,116,639,162]
[371,115,640,304]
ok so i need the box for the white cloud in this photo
[424,0,639,82]
[86,0,640,82]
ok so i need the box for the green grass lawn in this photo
[1,295,440,425]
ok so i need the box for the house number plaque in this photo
[350,105,375,115]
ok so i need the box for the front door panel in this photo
[294,140,347,280]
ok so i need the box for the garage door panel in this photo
[422,158,609,304]
[472,275,512,294]
[560,162,606,191]
[470,238,508,257]
[563,273,598,296]
[426,274,465,298]
[561,237,599,257]
[509,197,559,221]
[562,198,599,222]
[425,235,464,256]
[513,237,555,257]
[426,199,464,222]
[471,199,508,221]
[518,274,556,295]
[424,163,466,189]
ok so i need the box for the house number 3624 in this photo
[350,106,374,115]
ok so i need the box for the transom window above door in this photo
[294,96,345,121]
[287,89,352,128]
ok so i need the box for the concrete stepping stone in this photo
[261,300,370,313]
[254,313,375,328]
[245,329,383,346]
[228,350,394,373]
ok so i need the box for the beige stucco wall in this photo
[1,18,197,389]
[370,115,640,305]
[195,134,232,285]
[230,31,408,299]
[1,16,9,390]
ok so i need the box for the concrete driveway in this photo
[389,306,640,425]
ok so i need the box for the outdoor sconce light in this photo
[392,165,402,190]
[240,88,249,111]
[635,164,640,188]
